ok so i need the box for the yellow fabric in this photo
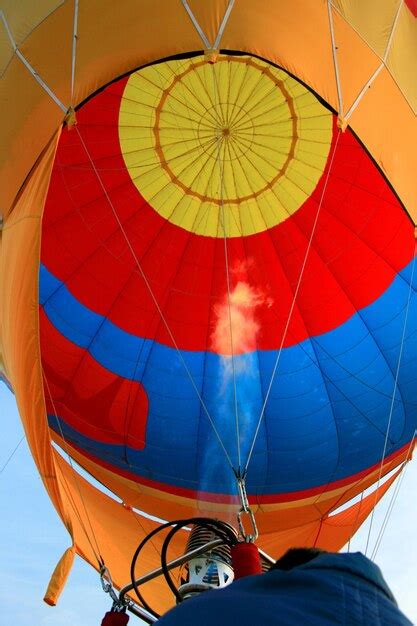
[120,55,332,237]
[44,545,75,606]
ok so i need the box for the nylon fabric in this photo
[0,132,177,614]
[39,61,417,504]
[44,545,75,606]
[0,1,416,216]
[0,1,416,613]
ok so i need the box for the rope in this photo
[213,0,235,50]
[327,1,344,120]
[181,0,234,50]
[343,0,404,123]
[371,432,416,560]
[0,10,67,114]
[43,370,103,565]
[364,253,416,556]
[211,62,241,471]
[73,124,235,471]
[0,434,25,475]
[181,0,211,48]
[70,0,79,105]
[244,129,342,473]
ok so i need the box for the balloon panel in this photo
[39,54,417,508]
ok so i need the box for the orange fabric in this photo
[258,468,401,558]
[50,429,409,534]
[0,133,183,613]
[52,452,187,614]
[331,1,400,59]
[0,132,65,516]
[333,0,417,112]
[44,545,75,606]
[0,1,416,218]
[386,3,417,112]
[0,1,416,610]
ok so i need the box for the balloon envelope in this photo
[1,0,416,611]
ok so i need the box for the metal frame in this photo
[119,538,225,623]
[118,537,276,623]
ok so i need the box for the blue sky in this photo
[0,382,416,625]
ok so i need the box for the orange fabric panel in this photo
[50,430,408,537]
[44,545,75,606]
[332,0,417,112]
[53,452,187,614]
[181,0,231,49]
[315,468,402,552]
[0,136,185,613]
[347,65,417,215]
[0,1,64,47]
[0,17,14,76]
[19,0,73,108]
[1,2,415,221]
[257,468,401,558]
[330,5,382,113]
[0,131,70,522]
[0,54,64,216]
[331,0,400,58]
[387,4,417,112]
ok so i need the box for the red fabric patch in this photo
[41,311,148,450]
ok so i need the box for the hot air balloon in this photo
[0,1,416,622]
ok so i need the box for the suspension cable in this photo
[211,61,241,471]
[70,0,79,106]
[244,129,342,473]
[43,371,103,565]
[371,431,416,560]
[73,124,235,470]
[0,434,25,475]
[365,254,416,556]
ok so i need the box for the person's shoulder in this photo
[300,551,393,597]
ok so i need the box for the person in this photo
[156,548,413,625]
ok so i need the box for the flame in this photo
[203,263,271,482]
[211,280,271,356]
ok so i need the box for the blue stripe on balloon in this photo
[40,262,417,495]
